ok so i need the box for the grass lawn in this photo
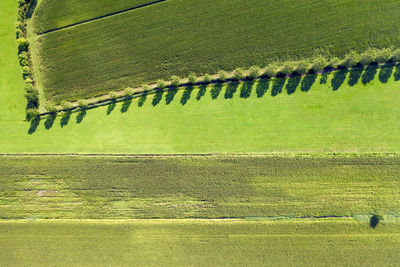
[1,218,399,266]
[32,0,400,101]
[1,155,399,219]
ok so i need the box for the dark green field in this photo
[31,0,400,101]
[1,219,399,266]
[1,155,399,219]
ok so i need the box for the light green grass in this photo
[1,155,399,219]
[33,0,400,101]
[0,0,26,121]
[1,218,399,266]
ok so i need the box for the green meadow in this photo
[31,0,400,101]
[1,219,399,266]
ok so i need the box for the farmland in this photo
[1,219,400,266]
[1,155,399,219]
[31,0,400,101]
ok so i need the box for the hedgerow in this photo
[16,0,39,121]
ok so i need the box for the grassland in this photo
[32,0,400,101]
[1,155,399,219]
[1,219,399,266]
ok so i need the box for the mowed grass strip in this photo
[34,0,400,101]
[1,155,399,219]
[1,219,399,266]
[31,0,164,33]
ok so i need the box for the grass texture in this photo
[32,0,400,101]
[1,219,399,266]
[1,155,399,219]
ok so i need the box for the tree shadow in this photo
[120,98,132,113]
[165,88,178,105]
[196,85,207,101]
[225,82,239,99]
[271,78,285,96]
[44,113,56,130]
[210,83,222,100]
[331,69,348,91]
[256,78,270,98]
[181,86,193,106]
[319,73,328,84]
[348,67,363,86]
[378,64,394,83]
[361,64,378,85]
[286,75,301,95]
[152,90,163,107]
[394,65,400,81]
[76,109,86,124]
[240,81,254,99]
[60,112,71,128]
[28,116,40,135]
[138,93,147,107]
[106,100,116,115]
[370,215,381,229]
[300,74,317,92]
[26,0,37,19]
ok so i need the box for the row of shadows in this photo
[28,63,400,134]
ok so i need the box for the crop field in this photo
[1,219,400,266]
[31,0,400,101]
[1,155,399,219]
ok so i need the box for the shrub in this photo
[170,75,180,87]
[26,108,39,121]
[20,59,28,66]
[340,51,360,68]
[375,48,392,64]
[188,73,197,85]
[109,91,119,100]
[60,101,73,110]
[359,49,376,66]
[294,60,309,74]
[24,83,34,93]
[157,79,166,89]
[124,87,135,96]
[248,66,260,79]
[218,70,228,82]
[392,49,400,62]
[310,56,328,72]
[203,73,212,83]
[278,62,294,76]
[17,38,29,51]
[262,64,277,77]
[24,77,33,84]
[44,102,58,113]
[77,99,89,109]
[232,68,244,81]
[18,51,27,61]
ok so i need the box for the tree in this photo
[188,73,197,85]
[60,101,73,110]
[170,75,180,87]
[310,56,328,72]
[375,48,392,64]
[26,108,39,121]
[77,99,89,109]
[340,51,360,68]
[218,70,228,82]
[124,87,135,96]
[142,84,152,92]
[359,49,376,66]
[232,68,244,81]
[109,91,119,100]
[327,57,341,69]
[157,79,166,89]
[278,62,294,76]
[392,49,400,62]
[203,73,211,83]
[248,66,260,79]
[294,60,309,74]
[262,64,277,77]
[44,102,58,114]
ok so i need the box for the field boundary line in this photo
[38,0,167,35]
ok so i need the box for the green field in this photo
[1,155,399,219]
[31,0,400,101]
[1,219,399,266]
